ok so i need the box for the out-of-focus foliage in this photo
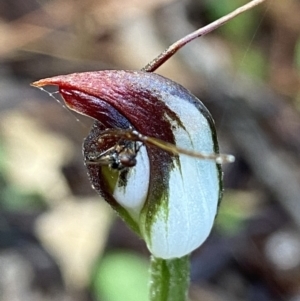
[0,138,46,211]
[206,0,257,42]
[93,252,149,301]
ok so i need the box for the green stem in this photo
[149,255,190,301]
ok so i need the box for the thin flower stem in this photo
[142,0,266,72]
[149,256,190,301]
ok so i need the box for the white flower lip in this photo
[112,144,150,219]
[141,93,221,259]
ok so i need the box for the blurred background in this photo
[0,0,300,300]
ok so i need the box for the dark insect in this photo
[85,139,142,170]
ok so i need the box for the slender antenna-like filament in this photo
[100,129,235,164]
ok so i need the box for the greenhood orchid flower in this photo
[32,70,224,259]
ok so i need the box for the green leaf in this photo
[93,252,149,301]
